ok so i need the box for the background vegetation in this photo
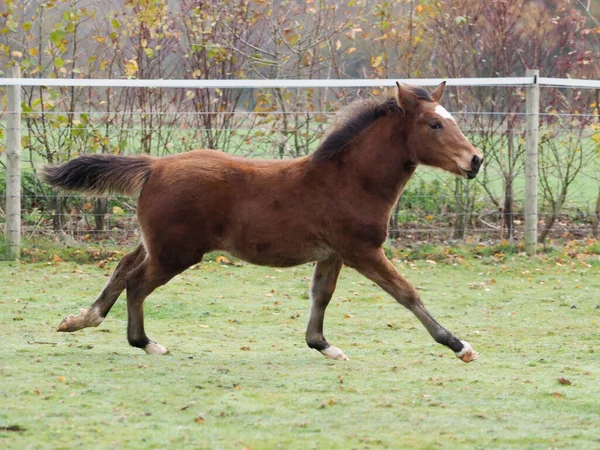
[1,0,600,245]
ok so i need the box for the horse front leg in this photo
[348,249,478,363]
[305,257,348,360]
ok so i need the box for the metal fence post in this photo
[525,69,539,256]
[6,64,21,260]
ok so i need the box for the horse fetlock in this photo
[320,345,349,361]
[57,307,103,332]
[455,340,478,363]
[306,335,329,351]
[433,329,452,346]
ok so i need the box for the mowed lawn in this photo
[1,253,599,449]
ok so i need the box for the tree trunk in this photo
[389,201,401,240]
[504,176,514,240]
[504,130,515,240]
[93,197,109,236]
[52,195,65,232]
[538,209,556,243]
[453,178,466,240]
[592,186,600,239]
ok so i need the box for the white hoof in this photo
[144,341,169,355]
[455,340,478,363]
[320,345,349,361]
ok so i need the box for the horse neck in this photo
[344,118,416,205]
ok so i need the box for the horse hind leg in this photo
[124,257,184,355]
[305,257,348,360]
[57,244,146,332]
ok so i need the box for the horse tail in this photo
[42,154,153,196]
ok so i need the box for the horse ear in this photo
[395,81,415,112]
[430,81,446,102]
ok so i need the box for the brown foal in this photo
[43,82,483,362]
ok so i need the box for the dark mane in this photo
[410,86,433,101]
[311,96,403,162]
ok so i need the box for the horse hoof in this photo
[456,340,478,363]
[144,341,169,355]
[321,345,349,361]
[57,308,103,332]
[57,317,72,332]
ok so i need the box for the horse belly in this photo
[224,221,330,268]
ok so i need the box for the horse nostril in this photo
[471,155,482,171]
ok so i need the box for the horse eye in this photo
[430,122,443,130]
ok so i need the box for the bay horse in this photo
[43,82,483,363]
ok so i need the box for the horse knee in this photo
[311,289,334,303]
[396,286,420,308]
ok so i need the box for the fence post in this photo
[524,69,539,256]
[6,64,21,260]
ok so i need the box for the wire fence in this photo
[1,77,600,251]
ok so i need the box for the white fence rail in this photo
[2,76,600,88]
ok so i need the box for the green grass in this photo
[1,254,600,449]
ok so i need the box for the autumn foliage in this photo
[0,0,599,241]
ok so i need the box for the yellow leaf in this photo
[125,58,138,78]
[53,254,65,263]
[371,55,383,68]
[112,206,124,215]
[57,376,66,382]
[416,4,424,13]
[335,40,341,51]
[194,416,204,424]
[346,47,356,54]
[216,255,232,264]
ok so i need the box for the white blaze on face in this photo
[435,104,454,121]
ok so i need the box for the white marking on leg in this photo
[144,341,169,355]
[435,104,454,120]
[320,346,349,361]
[455,340,479,363]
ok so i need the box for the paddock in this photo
[1,253,598,448]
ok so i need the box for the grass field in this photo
[1,252,600,449]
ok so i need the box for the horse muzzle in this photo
[462,155,483,179]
